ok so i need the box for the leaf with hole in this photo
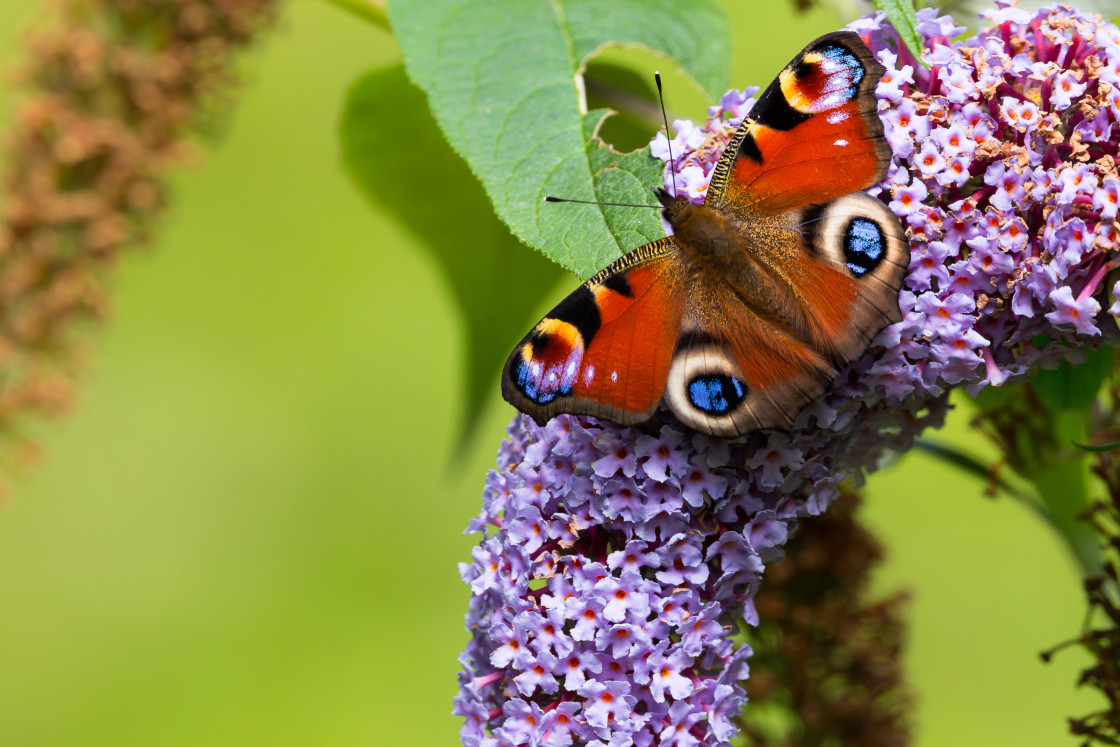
[388,0,731,279]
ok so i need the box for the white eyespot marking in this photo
[834,138,849,146]
[665,347,750,437]
[584,365,595,385]
[611,371,618,383]
[826,110,850,124]
[805,193,907,284]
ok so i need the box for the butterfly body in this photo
[659,190,839,362]
[503,32,909,437]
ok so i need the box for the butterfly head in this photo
[655,187,739,263]
[653,187,691,220]
[654,187,704,238]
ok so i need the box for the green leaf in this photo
[1073,439,1120,453]
[582,110,668,251]
[874,0,926,67]
[1029,344,1116,412]
[388,0,731,278]
[340,66,565,446]
[1028,420,1102,577]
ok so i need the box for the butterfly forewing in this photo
[706,31,891,216]
[502,238,686,426]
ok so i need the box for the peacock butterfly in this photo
[502,32,909,437]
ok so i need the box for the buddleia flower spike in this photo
[458,5,1120,745]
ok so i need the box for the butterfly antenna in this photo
[654,72,679,198]
[543,195,659,209]
[758,211,841,236]
[784,212,845,231]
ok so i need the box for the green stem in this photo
[324,0,389,30]
[816,0,872,23]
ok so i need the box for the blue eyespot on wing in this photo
[508,323,586,405]
[843,217,885,276]
[686,374,746,414]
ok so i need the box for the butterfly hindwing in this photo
[661,192,909,437]
[706,31,890,215]
[665,296,837,436]
[792,192,910,362]
[502,238,686,426]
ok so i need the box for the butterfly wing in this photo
[503,32,908,438]
[664,296,838,436]
[705,31,891,216]
[502,238,686,426]
[657,31,908,437]
[788,192,910,363]
[663,192,909,436]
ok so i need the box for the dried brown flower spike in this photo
[0,0,277,471]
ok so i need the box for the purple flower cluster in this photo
[458,419,784,746]
[456,4,1120,745]
[858,3,1120,391]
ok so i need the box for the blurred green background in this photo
[0,0,1098,744]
